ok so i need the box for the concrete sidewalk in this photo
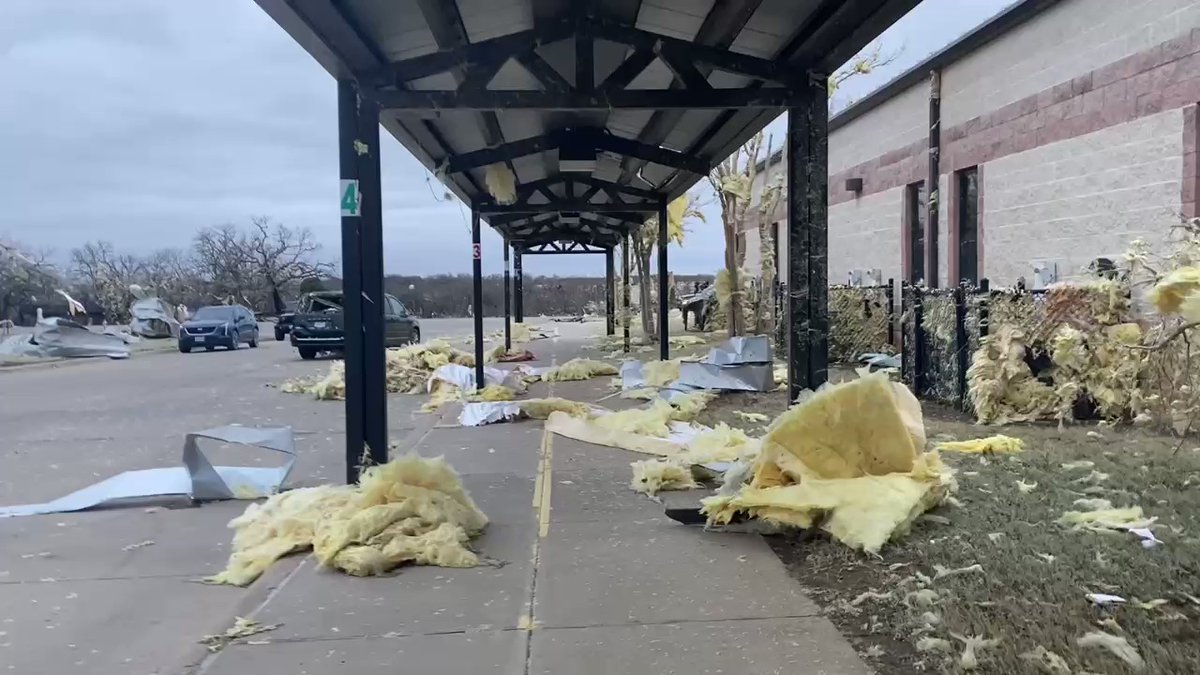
[193,335,872,675]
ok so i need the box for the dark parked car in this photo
[178,305,260,353]
[274,307,295,341]
[291,290,420,360]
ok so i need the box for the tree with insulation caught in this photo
[708,44,895,338]
[631,196,702,339]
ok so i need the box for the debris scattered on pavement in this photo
[701,372,954,553]
[121,540,155,552]
[540,358,618,382]
[205,455,487,586]
[0,317,132,360]
[732,410,769,423]
[199,617,281,652]
[1,426,295,518]
[281,340,476,400]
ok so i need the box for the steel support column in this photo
[622,235,631,353]
[503,238,512,351]
[604,247,615,336]
[513,248,524,323]
[657,203,669,360]
[338,79,388,482]
[471,209,485,391]
[786,78,829,403]
[926,69,942,287]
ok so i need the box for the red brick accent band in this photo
[830,28,1200,208]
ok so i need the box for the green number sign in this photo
[340,179,360,217]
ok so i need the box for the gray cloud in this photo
[0,0,1009,278]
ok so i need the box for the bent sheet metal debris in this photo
[0,426,295,518]
[702,372,955,553]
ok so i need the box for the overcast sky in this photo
[0,0,1013,278]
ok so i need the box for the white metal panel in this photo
[637,0,714,39]
[457,0,533,42]
[345,0,437,61]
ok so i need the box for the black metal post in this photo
[359,90,388,470]
[912,287,926,397]
[503,239,512,351]
[471,209,485,391]
[622,235,631,353]
[338,80,365,484]
[605,247,615,336]
[927,69,942,288]
[954,283,969,409]
[786,77,829,402]
[885,278,896,349]
[514,248,524,323]
[657,202,669,360]
[978,278,991,339]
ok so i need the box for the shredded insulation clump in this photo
[641,359,682,387]
[628,423,758,496]
[540,358,618,382]
[595,400,675,437]
[1077,631,1145,671]
[281,340,475,400]
[464,385,516,402]
[484,163,517,204]
[1058,505,1155,532]
[630,460,697,495]
[518,397,595,419]
[935,435,1024,454]
[205,455,487,586]
[1019,646,1070,674]
[701,372,954,553]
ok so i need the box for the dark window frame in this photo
[906,181,926,284]
[956,167,980,285]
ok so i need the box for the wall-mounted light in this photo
[845,177,863,194]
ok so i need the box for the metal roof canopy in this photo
[256,0,917,246]
[253,0,919,481]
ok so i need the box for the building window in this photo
[957,167,979,284]
[906,181,926,284]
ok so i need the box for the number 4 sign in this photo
[340,179,361,217]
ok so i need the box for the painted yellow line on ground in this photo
[537,429,553,538]
[531,430,547,509]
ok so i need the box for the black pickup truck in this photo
[290,290,420,359]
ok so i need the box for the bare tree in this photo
[192,223,255,305]
[0,241,57,322]
[141,247,202,305]
[70,241,143,323]
[633,197,701,339]
[245,217,333,313]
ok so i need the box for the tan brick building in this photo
[747,0,1200,289]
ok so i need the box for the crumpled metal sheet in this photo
[459,401,523,426]
[0,425,295,518]
[620,360,646,389]
[676,362,774,391]
[0,318,131,360]
[706,335,770,366]
[129,296,181,338]
[428,363,525,392]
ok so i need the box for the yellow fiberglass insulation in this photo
[642,359,681,387]
[281,340,474,400]
[594,399,675,437]
[935,435,1024,454]
[620,387,659,400]
[701,372,954,554]
[518,397,595,420]
[540,358,618,382]
[667,390,717,421]
[967,326,1060,424]
[484,163,517,204]
[630,460,697,495]
[1148,266,1200,320]
[510,322,533,343]
[205,455,487,586]
[464,385,516,402]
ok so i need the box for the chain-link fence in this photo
[828,283,896,364]
[902,283,973,408]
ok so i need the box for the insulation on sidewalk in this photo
[702,372,954,553]
[206,455,487,586]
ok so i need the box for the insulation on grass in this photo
[953,633,1001,671]
[205,455,486,587]
[935,435,1024,454]
[702,372,954,553]
[1058,505,1156,532]
[540,358,618,382]
[1077,631,1145,671]
[484,163,517,204]
[1019,647,1070,674]
[967,326,1059,424]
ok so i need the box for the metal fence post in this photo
[912,286,926,397]
[954,283,969,409]
[977,278,990,340]
[885,278,895,349]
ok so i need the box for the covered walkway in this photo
[253,0,920,481]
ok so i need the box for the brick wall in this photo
[942,0,1200,127]
[829,82,927,174]
[983,108,1184,285]
[828,188,905,285]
